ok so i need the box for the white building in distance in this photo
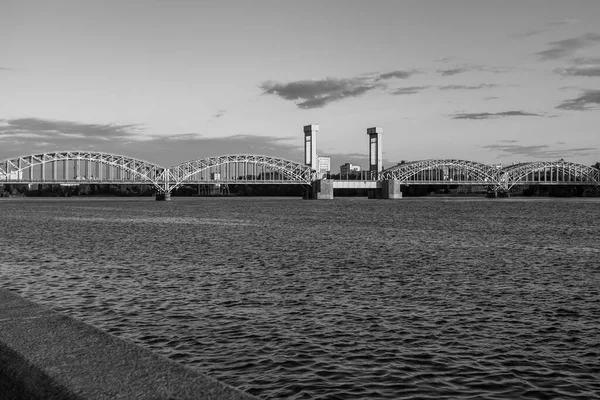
[340,163,361,175]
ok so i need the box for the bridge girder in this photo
[380,159,502,186]
[168,154,314,191]
[0,151,167,191]
[500,160,600,189]
[3,151,599,194]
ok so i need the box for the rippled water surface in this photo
[1,197,599,399]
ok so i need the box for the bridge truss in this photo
[167,154,314,192]
[498,160,600,189]
[2,152,599,194]
[0,152,315,194]
[380,159,600,190]
[380,159,502,186]
[0,151,168,191]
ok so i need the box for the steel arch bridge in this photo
[380,159,503,186]
[2,152,599,196]
[167,154,314,192]
[379,159,600,190]
[0,151,168,191]
[498,160,600,190]
[0,152,314,194]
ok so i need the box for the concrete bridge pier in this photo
[305,179,334,200]
[367,180,402,199]
[381,179,402,199]
[155,192,171,201]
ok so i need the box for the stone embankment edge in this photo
[0,288,258,399]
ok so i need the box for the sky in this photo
[1,0,600,170]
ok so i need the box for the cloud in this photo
[0,67,13,71]
[537,33,600,60]
[260,77,381,109]
[451,111,542,119]
[260,69,419,109]
[391,86,430,95]
[554,57,600,77]
[556,89,600,110]
[483,143,595,158]
[483,96,500,100]
[439,84,498,90]
[437,65,515,76]
[434,57,454,63]
[213,109,226,118]
[437,67,472,76]
[514,19,579,38]
[0,118,143,140]
[378,70,418,80]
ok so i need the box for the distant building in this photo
[340,163,361,176]
[317,156,330,178]
[0,171,23,180]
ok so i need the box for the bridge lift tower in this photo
[304,124,318,172]
[367,127,383,179]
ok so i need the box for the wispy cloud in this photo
[514,19,579,38]
[483,143,595,158]
[0,118,143,140]
[439,84,498,90]
[437,65,515,76]
[213,109,226,118]
[554,57,600,77]
[378,70,418,80]
[556,89,600,110]
[437,67,473,76]
[537,33,600,60]
[451,111,542,120]
[260,69,418,109]
[391,86,430,95]
[483,96,500,100]
[0,67,13,71]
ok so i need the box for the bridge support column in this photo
[381,179,402,199]
[155,192,171,201]
[305,179,334,200]
[156,168,172,201]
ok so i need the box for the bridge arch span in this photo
[380,159,502,185]
[0,151,167,190]
[168,154,314,190]
[500,160,600,189]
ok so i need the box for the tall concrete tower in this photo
[304,124,319,171]
[367,127,383,176]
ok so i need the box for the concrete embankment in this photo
[0,288,256,399]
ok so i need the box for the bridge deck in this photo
[332,180,379,189]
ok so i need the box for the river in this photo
[1,196,599,399]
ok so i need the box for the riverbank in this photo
[0,288,256,400]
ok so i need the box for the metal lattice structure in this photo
[3,151,599,195]
[380,159,502,186]
[0,152,315,194]
[499,160,600,189]
[168,154,314,192]
[0,151,168,191]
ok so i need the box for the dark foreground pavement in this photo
[0,288,257,399]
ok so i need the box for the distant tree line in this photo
[1,184,155,197]
[0,183,309,197]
